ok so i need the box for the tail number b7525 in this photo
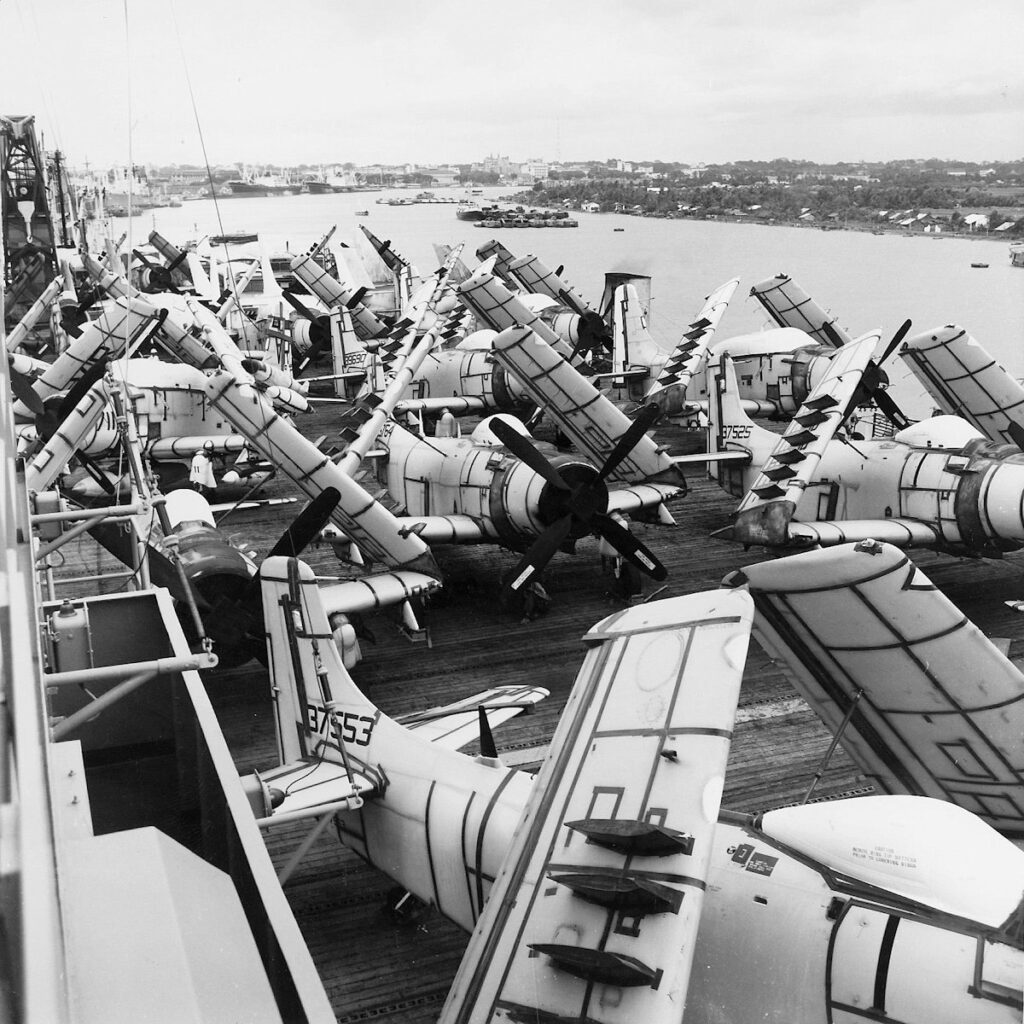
[722,424,752,440]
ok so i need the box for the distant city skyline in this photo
[2,0,1021,169]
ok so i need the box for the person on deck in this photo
[189,441,217,496]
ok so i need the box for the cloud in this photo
[2,0,1021,167]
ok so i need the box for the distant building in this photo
[519,160,549,183]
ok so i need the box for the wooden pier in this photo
[51,408,1024,1023]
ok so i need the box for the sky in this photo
[1,0,1022,170]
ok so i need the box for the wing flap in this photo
[726,541,1024,835]
[440,589,753,1024]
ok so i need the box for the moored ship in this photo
[222,171,300,197]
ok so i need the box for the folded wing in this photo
[440,589,753,1023]
[725,540,1024,836]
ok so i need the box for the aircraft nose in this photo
[976,460,1024,544]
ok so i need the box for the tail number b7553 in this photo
[307,704,375,746]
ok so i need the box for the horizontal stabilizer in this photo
[725,540,1024,836]
[440,589,753,1024]
[398,685,548,751]
[318,571,442,617]
[394,395,487,417]
[786,518,939,548]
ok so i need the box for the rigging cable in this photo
[169,1,245,321]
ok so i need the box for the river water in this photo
[127,186,1023,417]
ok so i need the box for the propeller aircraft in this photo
[348,322,686,595]
[246,554,1024,1024]
[704,320,1024,553]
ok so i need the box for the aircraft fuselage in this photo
[407,348,532,415]
[334,758,1021,1024]
[377,419,602,551]
[723,417,1024,555]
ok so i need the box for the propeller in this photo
[132,249,180,293]
[28,358,110,454]
[199,487,342,664]
[281,288,333,372]
[827,319,913,431]
[9,361,44,416]
[565,309,613,367]
[59,283,103,338]
[488,406,667,595]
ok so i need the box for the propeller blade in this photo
[879,318,912,366]
[166,249,189,273]
[591,512,667,581]
[1009,421,1024,451]
[56,358,108,423]
[502,514,573,593]
[76,451,118,497]
[556,287,586,318]
[487,417,570,492]
[821,321,846,349]
[266,487,341,559]
[281,288,319,322]
[872,388,912,431]
[595,402,661,483]
[9,363,44,415]
[132,248,156,269]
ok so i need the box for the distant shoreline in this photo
[506,192,1017,247]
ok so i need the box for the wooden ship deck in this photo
[52,404,1024,1023]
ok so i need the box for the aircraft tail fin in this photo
[440,588,753,1024]
[252,557,381,818]
[610,282,658,379]
[704,351,772,485]
[186,252,217,299]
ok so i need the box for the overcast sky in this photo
[2,0,1021,169]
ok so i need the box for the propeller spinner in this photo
[488,405,667,594]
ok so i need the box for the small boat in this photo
[613,227,625,232]
[355,210,369,216]
[971,262,989,269]
[210,230,259,246]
